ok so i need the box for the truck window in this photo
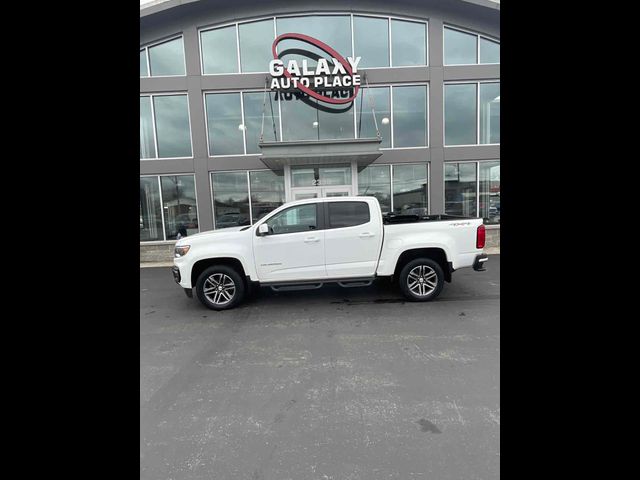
[266,204,317,234]
[328,201,370,228]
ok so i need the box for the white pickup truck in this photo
[172,196,488,310]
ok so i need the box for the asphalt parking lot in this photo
[141,256,500,480]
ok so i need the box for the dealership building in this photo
[140,0,500,261]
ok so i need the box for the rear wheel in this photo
[195,265,245,310]
[398,258,444,302]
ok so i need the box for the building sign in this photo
[269,33,361,105]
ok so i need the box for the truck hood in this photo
[175,226,248,246]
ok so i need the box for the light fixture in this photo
[381,117,390,125]
[238,124,246,131]
[312,121,319,128]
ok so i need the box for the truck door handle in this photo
[358,232,375,238]
[304,237,320,243]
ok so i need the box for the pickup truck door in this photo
[323,200,383,278]
[252,202,327,282]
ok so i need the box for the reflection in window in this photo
[391,20,426,66]
[444,27,477,65]
[280,95,354,141]
[205,93,244,155]
[249,170,285,222]
[480,83,500,144]
[356,87,391,148]
[276,15,351,68]
[328,202,370,228]
[201,26,238,74]
[291,165,352,187]
[393,86,427,147]
[479,162,500,224]
[353,16,389,68]
[148,37,185,76]
[140,50,148,77]
[444,84,477,146]
[358,164,391,213]
[445,163,477,217]
[480,38,500,64]
[140,177,163,241]
[153,95,192,158]
[212,172,250,228]
[243,92,279,153]
[267,204,317,235]
[393,164,428,215]
[239,19,274,72]
[140,96,156,159]
[160,176,199,240]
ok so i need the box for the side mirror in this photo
[257,223,269,236]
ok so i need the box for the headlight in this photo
[174,245,190,257]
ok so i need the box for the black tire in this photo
[195,265,245,310]
[398,258,444,302]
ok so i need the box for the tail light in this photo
[476,224,486,249]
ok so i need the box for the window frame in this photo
[324,200,371,229]
[210,169,286,229]
[197,12,429,76]
[442,160,500,224]
[443,24,500,66]
[443,80,500,147]
[258,202,324,236]
[140,34,187,78]
[140,92,194,160]
[139,173,200,243]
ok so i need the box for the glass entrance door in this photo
[290,164,353,201]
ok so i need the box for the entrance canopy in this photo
[258,137,382,170]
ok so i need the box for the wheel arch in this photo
[393,248,452,283]
[191,257,248,287]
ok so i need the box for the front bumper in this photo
[171,266,181,283]
[473,254,489,271]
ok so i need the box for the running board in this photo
[338,280,373,288]
[270,283,323,292]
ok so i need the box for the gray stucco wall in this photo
[140,0,499,237]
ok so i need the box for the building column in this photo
[428,18,444,214]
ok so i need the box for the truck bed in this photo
[382,213,472,225]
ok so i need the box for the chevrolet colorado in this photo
[172,196,488,310]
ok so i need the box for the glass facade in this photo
[393,164,428,215]
[148,37,185,76]
[444,161,500,224]
[354,16,389,68]
[358,164,391,213]
[139,175,199,241]
[201,26,238,74]
[205,93,244,155]
[140,13,499,242]
[140,95,192,159]
[391,20,427,66]
[239,19,275,72]
[445,162,477,217]
[393,86,427,147]
[211,171,285,228]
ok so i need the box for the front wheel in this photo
[398,258,444,302]
[195,265,245,310]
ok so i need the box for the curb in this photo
[140,262,174,268]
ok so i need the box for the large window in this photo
[211,170,285,228]
[445,82,500,146]
[140,94,192,159]
[201,25,238,74]
[140,175,199,242]
[239,19,275,73]
[444,26,499,65]
[393,164,428,215]
[280,95,354,141]
[445,161,500,224]
[358,163,428,214]
[358,164,391,213]
[199,14,428,75]
[356,87,391,148]
[393,85,428,147]
[140,36,185,77]
[205,93,244,155]
[391,19,427,66]
[353,16,389,68]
